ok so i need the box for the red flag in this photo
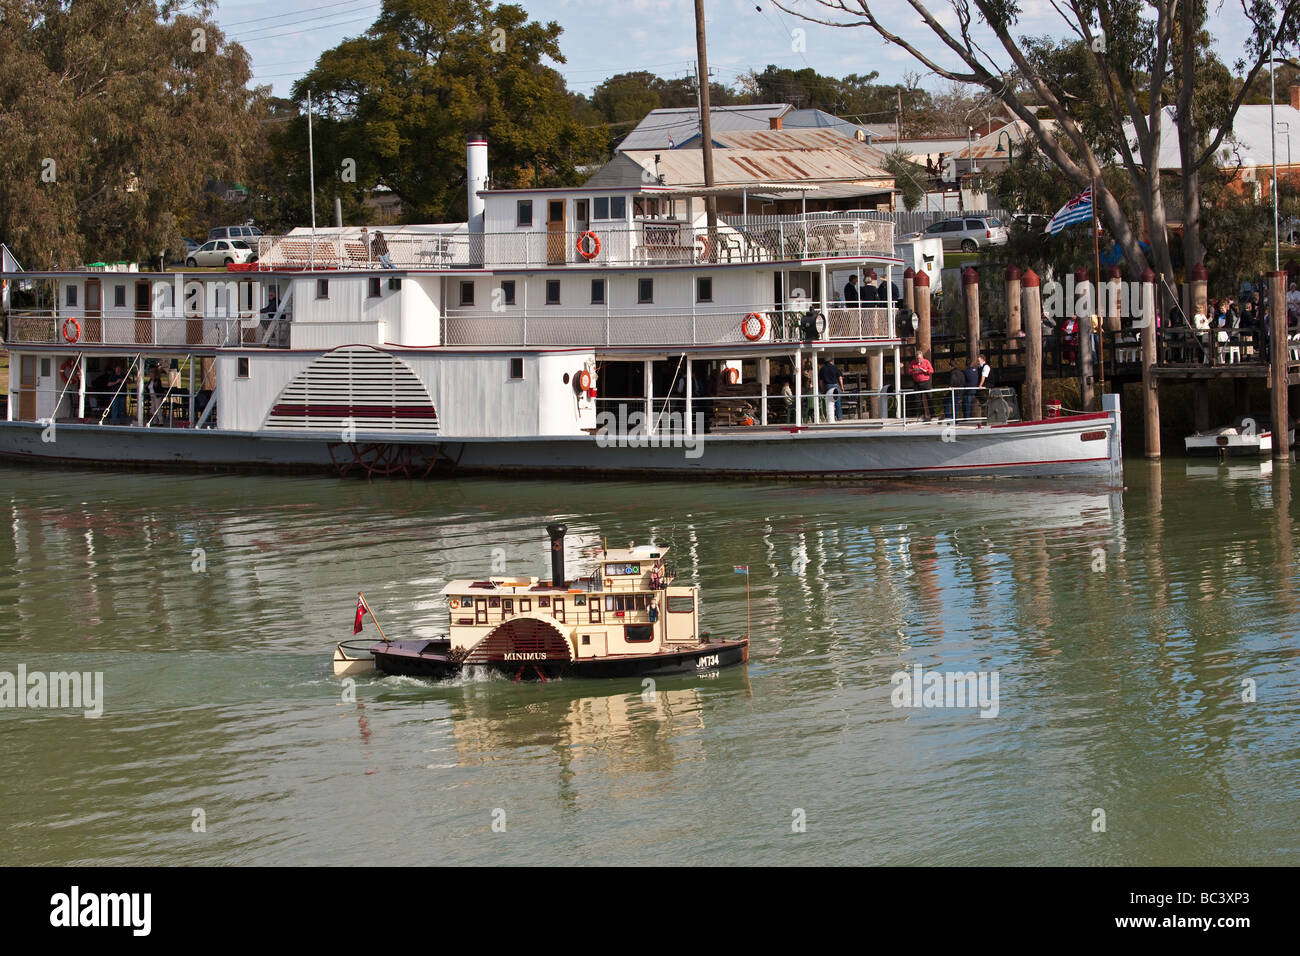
[353,595,368,634]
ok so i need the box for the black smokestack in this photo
[546,523,567,590]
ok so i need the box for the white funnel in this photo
[467,139,488,234]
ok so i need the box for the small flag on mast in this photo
[1045,185,1093,235]
[353,594,368,634]
[733,565,748,574]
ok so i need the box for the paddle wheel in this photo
[327,441,463,479]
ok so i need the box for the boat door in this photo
[134,280,152,345]
[16,355,37,421]
[546,198,567,265]
[474,598,488,625]
[84,278,102,343]
[553,597,565,623]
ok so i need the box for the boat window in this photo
[517,200,533,227]
[696,277,712,303]
[114,285,127,308]
[625,625,654,643]
[610,196,626,219]
[503,599,513,614]
[538,596,550,607]
[501,280,516,306]
[638,278,653,304]
[605,595,615,611]
[316,279,329,299]
[590,279,605,305]
[520,599,531,612]
[594,197,608,219]
[65,285,78,307]
[668,595,694,613]
[368,277,381,298]
[545,280,560,305]
[460,281,474,306]
[488,596,500,608]
[237,357,249,378]
[509,357,524,380]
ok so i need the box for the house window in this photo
[590,279,605,305]
[65,285,78,307]
[237,357,249,378]
[696,277,713,303]
[114,285,127,308]
[545,279,560,305]
[316,279,329,299]
[509,357,524,380]
[625,624,654,643]
[368,277,381,298]
[517,200,533,227]
[638,278,654,303]
[501,280,516,306]
[460,281,475,306]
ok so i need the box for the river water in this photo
[0,461,1296,865]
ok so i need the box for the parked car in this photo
[1010,213,1050,234]
[186,239,256,268]
[207,225,263,242]
[179,236,200,256]
[915,216,1009,253]
[1283,216,1300,246]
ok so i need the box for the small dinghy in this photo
[1185,415,1292,458]
[333,524,749,682]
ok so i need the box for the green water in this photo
[0,462,1296,865]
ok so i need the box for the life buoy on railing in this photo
[449,598,461,609]
[724,366,740,386]
[59,358,80,385]
[61,317,81,344]
[576,369,592,391]
[577,231,601,260]
[741,312,766,341]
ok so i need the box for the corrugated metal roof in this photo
[615,104,791,151]
[603,147,893,195]
[1123,104,1300,170]
[713,129,891,171]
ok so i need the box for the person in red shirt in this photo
[907,349,935,420]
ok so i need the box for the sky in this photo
[212,0,1261,104]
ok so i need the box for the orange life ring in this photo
[576,369,592,391]
[742,312,766,341]
[449,598,461,609]
[577,231,601,260]
[59,358,81,385]
[61,317,81,343]
[724,367,740,386]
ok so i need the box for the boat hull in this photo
[0,410,1123,483]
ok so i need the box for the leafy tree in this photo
[0,0,259,268]
[288,0,604,223]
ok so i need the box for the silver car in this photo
[919,216,1009,253]
[185,239,255,267]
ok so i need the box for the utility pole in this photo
[897,87,903,140]
[694,0,718,259]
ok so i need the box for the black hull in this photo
[368,639,748,681]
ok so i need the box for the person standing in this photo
[962,360,979,419]
[906,349,934,420]
[947,360,965,419]
[975,353,991,416]
[372,230,394,269]
[819,355,843,422]
[844,274,859,306]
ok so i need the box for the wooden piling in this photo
[1106,266,1123,332]
[1141,267,1160,459]
[1005,265,1021,364]
[913,268,932,361]
[1269,269,1290,460]
[962,267,979,365]
[1075,267,1094,411]
[903,266,915,313]
[1022,268,1042,420]
[870,350,884,419]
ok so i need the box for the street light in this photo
[966,125,979,175]
[994,130,1015,165]
[1278,121,1292,187]
[1266,55,1300,269]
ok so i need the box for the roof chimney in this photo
[1291,84,1300,112]
[769,116,783,131]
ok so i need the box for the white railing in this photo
[4,310,292,349]
[442,304,896,347]
[253,215,895,271]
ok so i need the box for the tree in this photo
[0,0,260,268]
[289,0,604,223]
[775,0,1299,291]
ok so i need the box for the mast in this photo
[307,90,317,242]
[693,0,717,259]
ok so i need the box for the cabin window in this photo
[625,624,654,643]
[41,358,51,378]
[517,200,533,227]
[592,196,626,220]
[316,279,329,299]
[501,280,516,306]
[488,596,500,608]
[668,595,695,613]
[545,280,560,305]
[594,197,608,220]
[582,635,591,645]
[237,357,249,378]
[368,277,381,298]
[509,357,524,380]
[503,599,513,614]
[590,279,605,305]
[114,285,127,308]
[520,599,531,612]
[388,276,402,291]
[460,281,475,306]
[539,596,550,608]
[65,285,78,307]
[637,278,653,304]
[696,277,713,303]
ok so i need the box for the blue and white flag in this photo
[1045,186,1093,235]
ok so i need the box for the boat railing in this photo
[3,309,291,349]
[442,304,896,347]
[252,216,895,271]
